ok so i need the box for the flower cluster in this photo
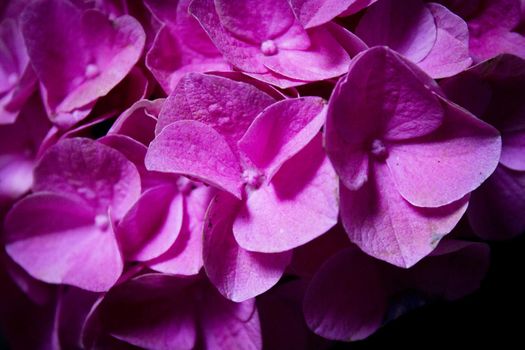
[1,0,524,348]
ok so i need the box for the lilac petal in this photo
[406,240,490,301]
[5,192,122,291]
[88,274,197,350]
[325,22,368,58]
[417,3,472,78]
[262,25,351,81]
[199,284,262,350]
[21,0,145,123]
[148,186,213,275]
[146,25,230,94]
[290,0,362,28]
[468,165,525,240]
[189,0,268,73]
[215,0,296,43]
[501,131,525,171]
[117,185,183,262]
[356,0,437,62]
[303,247,387,341]
[33,138,141,219]
[234,134,338,253]
[203,192,291,302]
[146,120,243,198]
[156,73,275,151]
[340,163,469,268]
[387,97,501,208]
[109,99,164,146]
[238,97,326,180]
[339,0,378,16]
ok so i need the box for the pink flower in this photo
[325,46,501,267]
[146,73,338,300]
[289,0,378,28]
[4,138,141,291]
[189,0,351,87]
[355,0,472,78]
[21,0,145,127]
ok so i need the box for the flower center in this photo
[242,169,264,189]
[95,214,110,231]
[369,139,388,160]
[260,40,278,56]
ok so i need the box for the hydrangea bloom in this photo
[189,0,352,87]
[325,46,501,267]
[1,0,524,348]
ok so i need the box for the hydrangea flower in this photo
[4,138,141,291]
[189,0,351,87]
[325,46,501,267]
[146,73,338,299]
[355,0,472,78]
[441,54,525,240]
[21,0,145,127]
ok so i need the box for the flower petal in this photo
[146,120,243,198]
[203,192,291,301]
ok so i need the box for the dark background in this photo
[335,234,525,348]
[1,234,523,349]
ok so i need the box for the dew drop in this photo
[85,64,99,78]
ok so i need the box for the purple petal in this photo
[117,185,184,262]
[468,165,525,240]
[33,138,141,219]
[290,0,362,28]
[233,134,338,253]
[340,163,469,268]
[356,0,437,62]
[5,192,122,291]
[303,247,387,341]
[146,120,243,198]
[203,192,291,301]
[387,97,501,208]
[238,97,326,180]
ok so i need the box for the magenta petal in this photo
[407,240,490,301]
[215,0,296,43]
[203,192,291,302]
[148,186,213,276]
[117,185,183,262]
[109,99,163,146]
[387,97,501,208]
[238,97,326,180]
[356,0,437,62]
[234,134,338,253]
[468,166,525,240]
[290,0,360,28]
[341,163,469,268]
[417,3,472,78]
[189,0,267,73]
[88,274,197,350]
[199,286,262,350]
[262,25,351,81]
[501,131,525,171]
[5,193,122,291]
[303,247,387,341]
[146,120,243,198]
[156,73,275,151]
[33,138,141,219]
